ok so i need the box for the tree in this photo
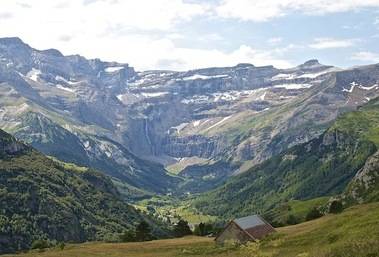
[329,200,343,214]
[194,222,206,236]
[120,230,136,242]
[194,222,215,236]
[204,223,214,235]
[174,219,192,237]
[135,221,152,241]
[306,207,323,221]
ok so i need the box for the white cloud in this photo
[150,44,293,70]
[216,0,379,22]
[0,0,207,34]
[1,0,375,70]
[268,37,283,45]
[308,38,356,49]
[351,51,379,62]
[78,37,292,71]
[0,0,293,71]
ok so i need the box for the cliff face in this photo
[343,151,379,204]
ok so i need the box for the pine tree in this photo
[174,219,192,237]
[135,221,152,241]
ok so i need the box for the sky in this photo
[0,0,379,71]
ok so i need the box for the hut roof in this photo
[234,215,265,230]
[233,214,275,240]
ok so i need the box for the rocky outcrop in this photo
[0,129,27,156]
[343,151,379,204]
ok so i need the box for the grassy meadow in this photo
[5,202,379,257]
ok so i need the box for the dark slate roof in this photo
[234,215,265,230]
[233,214,276,240]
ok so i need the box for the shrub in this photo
[120,230,136,242]
[286,214,299,225]
[31,239,50,250]
[305,207,323,221]
[58,242,65,250]
[329,200,343,214]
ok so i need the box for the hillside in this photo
[0,129,168,254]
[192,98,379,220]
[6,202,379,257]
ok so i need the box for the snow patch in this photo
[105,66,124,73]
[117,94,124,101]
[83,141,90,149]
[296,68,338,79]
[213,92,238,102]
[56,84,75,93]
[259,91,267,101]
[343,82,358,93]
[141,92,168,98]
[273,83,312,90]
[205,116,231,131]
[359,84,378,90]
[55,75,79,85]
[182,74,229,81]
[271,73,295,81]
[343,82,379,93]
[272,68,338,81]
[26,68,41,82]
[129,78,147,87]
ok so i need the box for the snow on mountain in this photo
[182,74,229,81]
[105,66,124,73]
[273,83,313,90]
[26,68,41,82]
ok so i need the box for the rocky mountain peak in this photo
[302,59,321,67]
[235,63,255,68]
[0,37,27,46]
[40,48,64,57]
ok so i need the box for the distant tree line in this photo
[120,219,224,243]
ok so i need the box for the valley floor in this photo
[5,203,379,257]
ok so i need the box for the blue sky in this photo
[0,0,379,71]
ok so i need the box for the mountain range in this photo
[1,37,379,254]
[2,37,379,196]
